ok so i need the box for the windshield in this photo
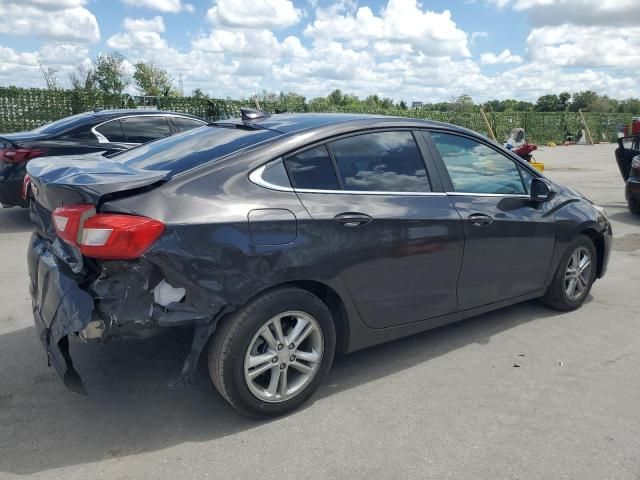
[113,125,280,175]
[29,112,95,134]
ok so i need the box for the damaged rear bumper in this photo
[28,233,94,393]
[28,232,228,393]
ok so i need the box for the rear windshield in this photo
[29,113,94,134]
[112,126,280,175]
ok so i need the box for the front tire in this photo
[628,198,640,215]
[209,287,336,418]
[542,235,597,311]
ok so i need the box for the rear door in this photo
[616,135,640,181]
[120,116,172,144]
[425,130,556,309]
[286,129,464,329]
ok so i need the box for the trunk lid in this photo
[26,153,169,211]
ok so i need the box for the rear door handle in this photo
[468,213,494,227]
[334,212,373,227]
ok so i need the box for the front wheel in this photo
[542,235,597,311]
[628,198,640,215]
[209,287,336,418]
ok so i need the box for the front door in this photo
[426,131,556,309]
[284,130,464,329]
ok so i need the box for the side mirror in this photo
[530,178,555,202]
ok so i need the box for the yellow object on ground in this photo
[531,161,545,172]
[547,141,556,147]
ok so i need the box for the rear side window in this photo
[121,116,171,143]
[329,131,431,192]
[114,126,280,175]
[284,145,340,190]
[172,116,206,132]
[95,119,126,143]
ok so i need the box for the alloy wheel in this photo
[244,311,324,403]
[564,246,592,301]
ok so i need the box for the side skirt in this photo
[345,289,547,354]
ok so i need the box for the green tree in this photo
[559,92,571,110]
[535,94,562,112]
[449,94,475,112]
[569,91,599,111]
[95,52,129,95]
[398,100,407,110]
[133,62,176,96]
[328,89,343,106]
[618,98,640,114]
[69,64,97,92]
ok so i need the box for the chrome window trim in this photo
[249,163,446,196]
[296,189,446,196]
[446,192,530,198]
[249,164,294,192]
[91,114,202,144]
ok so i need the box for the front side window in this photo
[284,145,340,190]
[329,131,431,192]
[429,132,525,195]
[121,116,171,143]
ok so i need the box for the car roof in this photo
[221,112,471,136]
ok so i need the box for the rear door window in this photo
[95,119,126,143]
[284,145,340,190]
[121,116,171,143]
[328,131,431,192]
[172,116,206,132]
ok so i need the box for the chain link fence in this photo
[0,87,632,144]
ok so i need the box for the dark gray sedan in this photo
[26,110,611,417]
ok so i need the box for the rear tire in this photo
[628,198,640,215]
[209,287,336,418]
[542,235,597,311]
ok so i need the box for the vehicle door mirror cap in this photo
[530,178,555,202]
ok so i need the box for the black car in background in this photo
[615,134,640,214]
[26,110,611,417]
[0,109,207,207]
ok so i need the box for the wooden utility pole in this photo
[578,109,594,144]
[480,107,497,142]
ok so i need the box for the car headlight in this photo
[593,204,608,218]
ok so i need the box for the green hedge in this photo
[0,87,632,144]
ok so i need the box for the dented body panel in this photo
[25,114,612,393]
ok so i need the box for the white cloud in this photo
[489,0,640,26]
[304,0,470,58]
[206,0,302,29]
[107,16,168,52]
[121,0,193,14]
[0,1,99,43]
[123,16,165,33]
[480,48,523,65]
[0,44,93,89]
[526,25,640,68]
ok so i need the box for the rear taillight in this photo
[0,147,48,164]
[21,174,31,200]
[52,205,164,260]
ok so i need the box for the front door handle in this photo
[334,212,373,227]
[468,213,494,227]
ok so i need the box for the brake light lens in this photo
[21,174,31,200]
[0,147,48,164]
[80,214,165,259]
[52,205,164,259]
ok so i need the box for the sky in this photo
[0,0,638,103]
